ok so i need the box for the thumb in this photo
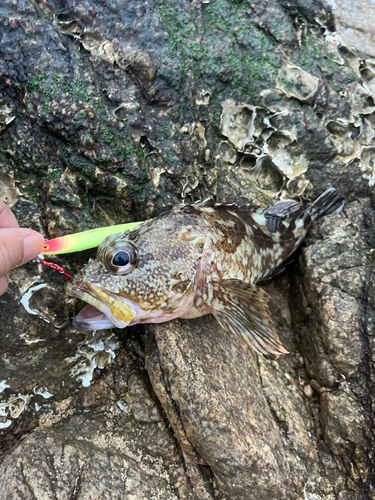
[0,228,44,277]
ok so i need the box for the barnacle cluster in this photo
[219,52,375,196]
[219,97,311,199]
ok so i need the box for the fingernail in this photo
[23,233,44,264]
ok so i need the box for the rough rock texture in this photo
[291,198,375,499]
[0,337,195,499]
[146,318,293,500]
[330,0,375,58]
[1,0,375,498]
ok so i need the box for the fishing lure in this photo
[39,222,143,281]
[42,222,143,255]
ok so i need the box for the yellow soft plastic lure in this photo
[41,222,143,255]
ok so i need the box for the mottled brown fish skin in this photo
[66,189,344,355]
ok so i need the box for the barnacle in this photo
[323,32,346,65]
[0,101,15,134]
[220,63,375,198]
[285,175,311,198]
[114,102,139,119]
[359,146,375,185]
[220,99,309,198]
[196,90,211,106]
[0,172,18,207]
[220,99,256,151]
[264,131,307,179]
[255,156,284,196]
[346,83,375,118]
[327,115,375,183]
[277,65,319,102]
[239,154,257,170]
[360,59,375,98]
[219,141,237,164]
[56,13,83,36]
[326,120,357,157]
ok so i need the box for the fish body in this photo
[65,188,344,354]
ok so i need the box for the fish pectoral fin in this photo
[211,279,288,355]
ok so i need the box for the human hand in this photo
[0,201,44,296]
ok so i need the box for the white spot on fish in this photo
[250,213,267,226]
[294,218,304,230]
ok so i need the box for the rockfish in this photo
[65,188,344,354]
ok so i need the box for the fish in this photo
[65,188,344,355]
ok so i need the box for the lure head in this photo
[65,214,205,330]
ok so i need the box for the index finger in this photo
[0,201,19,229]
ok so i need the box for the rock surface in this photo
[292,198,375,499]
[1,0,375,498]
[329,0,375,58]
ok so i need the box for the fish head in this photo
[65,217,205,330]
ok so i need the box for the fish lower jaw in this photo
[65,282,137,330]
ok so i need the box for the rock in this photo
[1,0,375,498]
[0,413,183,500]
[0,349,194,500]
[144,281,328,499]
[145,317,291,500]
[330,0,375,58]
[292,198,375,499]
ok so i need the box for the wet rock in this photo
[0,345,194,499]
[0,100,15,134]
[0,172,18,207]
[1,0,375,498]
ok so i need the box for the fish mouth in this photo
[65,281,136,330]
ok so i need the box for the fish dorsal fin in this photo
[192,198,236,208]
[211,279,288,355]
[256,200,306,232]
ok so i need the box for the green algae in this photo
[155,0,280,104]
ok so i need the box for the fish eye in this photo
[112,251,130,267]
[104,241,138,275]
